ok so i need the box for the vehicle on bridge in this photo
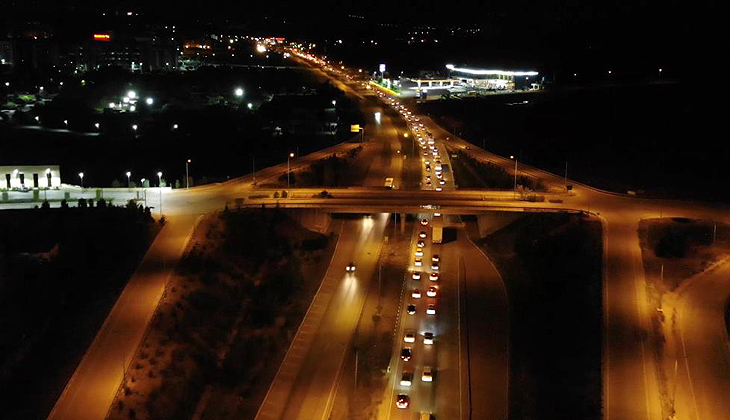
[384,177,395,189]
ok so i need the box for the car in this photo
[425,181,432,187]
[420,219,429,226]
[466,146,471,150]
[400,372,414,386]
[431,262,440,270]
[427,286,437,297]
[400,348,412,361]
[422,366,433,382]
[429,272,439,281]
[439,179,445,185]
[414,258,423,267]
[426,304,436,315]
[417,240,425,248]
[415,248,424,257]
[423,151,429,156]
[346,262,356,272]
[434,212,441,217]
[425,165,431,171]
[419,231,427,239]
[396,394,410,409]
[407,304,417,314]
[423,332,434,345]
[432,254,440,262]
[435,187,442,192]
[411,288,422,298]
[404,331,416,343]
[412,272,421,280]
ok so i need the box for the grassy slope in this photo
[472,213,602,420]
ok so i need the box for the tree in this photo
[41,200,50,210]
[111,179,122,188]
[60,199,69,209]
[78,198,87,208]
[97,198,107,208]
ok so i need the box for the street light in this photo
[78,172,84,188]
[127,90,137,99]
[172,123,178,130]
[157,172,163,215]
[95,122,100,129]
[126,171,131,187]
[35,116,40,123]
[185,159,191,189]
[132,124,138,131]
[63,119,68,126]
[247,102,253,109]
[145,97,154,105]
[287,152,295,188]
[331,100,337,106]
[510,156,517,198]
[234,87,244,97]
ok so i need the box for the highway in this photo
[45,50,730,420]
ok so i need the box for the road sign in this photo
[351,124,360,132]
[379,63,386,73]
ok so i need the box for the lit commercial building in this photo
[1,165,61,190]
[445,64,539,90]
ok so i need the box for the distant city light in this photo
[234,87,244,97]
[256,44,266,53]
[332,100,337,106]
[95,123,100,129]
[109,102,116,108]
[172,123,179,129]
[129,105,136,111]
[4,82,8,87]
[247,103,253,109]
[145,97,153,105]
[127,90,137,99]
[132,124,138,131]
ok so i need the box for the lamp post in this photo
[126,171,131,188]
[510,156,517,199]
[78,172,84,189]
[185,159,191,189]
[157,171,163,215]
[287,152,295,188]
[141,178,147,207]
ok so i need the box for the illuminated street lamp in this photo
[63,119,68,127]
[332,100,336,106]
[127,90,137,99]
[287,152,295,188]
[78,172,84,188]
[126,171,131,187]
[234,87,244,97]
[129,105,136,112]
[510,156,517,198]
[132,124,138,132]
[35,116,40,123]
[157,171,163,215]
[95,122,100,130]
[185,159,191,189]
[247,102,253,109]
[145,97,154,105]
[172,123,179,130]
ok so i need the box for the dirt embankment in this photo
[107,208,338,420]
[471,213,603,420]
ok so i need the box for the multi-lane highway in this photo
[45,48,730,420]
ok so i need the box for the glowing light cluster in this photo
[445,64,538,77]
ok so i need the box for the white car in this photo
[423,332,434,345]
[411,288,422,298]
[439,179,445,185]
[422,366,433,382]
[420,219,429,226]
[412,272,421,280]
[415,248,424,257]
[427,286,437,297]
[419,231,427,239]
[432,254,440,262]
[435,187,442,192]
[429,272,439,281]
[414,258,423,267]
[404,330,416,343]
[431,262,439,271]
[346,262,356,272]
[426,304,436,315]
[417,240,425,248]
[400,372,413,387]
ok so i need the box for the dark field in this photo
[472,213,603,420]
[420,83,727,202]
[1,66,363,188]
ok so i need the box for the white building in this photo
[0,165,62,190]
